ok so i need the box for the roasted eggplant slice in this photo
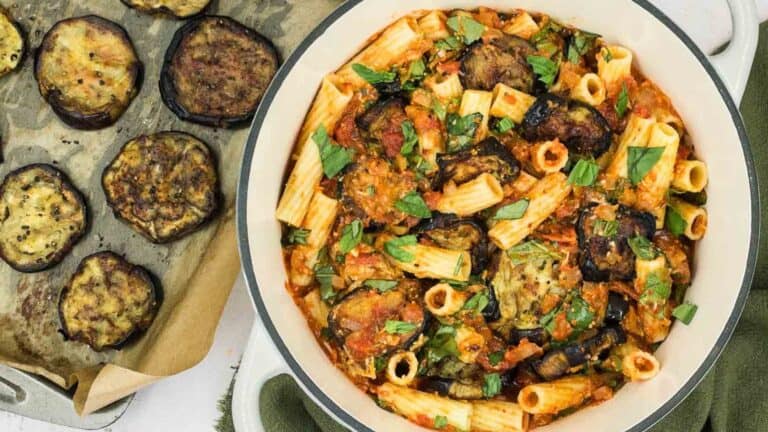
[420,378,484,399]
[356,96,409,159]
[35,16,142,130]
[460,35,536,92]
[121,0,211,18]
[342,156,416,226]
[0,8,24,77]
[577,204,656,282]
[521,94,612,158]
[533,326,625,380]
[59,251,159,351]
[416,213,490,273]
[509,327,549,346]
[435,137,520,188]
[160,16,279,128]
[102,132,219,243]
[328,287,427,361]
[0,164,87,272]
[605,292,629,323]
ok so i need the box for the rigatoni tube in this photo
[490,83,536,123]
[376,383,473,431]
[669,197,708,240]
[459,90,493,141]
[518,375,596,415]
[672,160,708,193]
[471,400,529,432]
[437,173,504,217]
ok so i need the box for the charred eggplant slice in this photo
[521,94,612,158]
[35,16,142,130]
[460,35,536,92]
[102,132,219,243]
[356,97,409,159]
[0,164,87,272]
[121,0,211,18]
[342,156,416,226]
[0,8,24,77]
[416,213,490,273]
[420,378,484,399]
[328,287,427,361]
[59,251,159,351]
[533,326,625,380]
[605,292,629,323]
[435,137,520,188]
[577,204,656,282]
[160,16,279,128]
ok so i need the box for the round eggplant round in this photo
[0,8,24,77]
[460,35,536,92]
[58,251,160,352]
[577,203,656,282]
[341,156,417,226]
[35,16,142,130]
[435,137,521,188]
[0,164,87,272]
[327,287,427,361]
[160,16,280,128]
[121,0,211,19]
[521,94,613,158]
[416,213,490,273]
[102,132,220,244]
[356,96,409,159]
[533,326,625,380]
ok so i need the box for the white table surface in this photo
[3,0,768,431]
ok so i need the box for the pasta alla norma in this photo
[277,6,707,431]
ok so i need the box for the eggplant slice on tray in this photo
[0,164,87,272]
[59,251,160,352]
[35,16,142,130]
[121,0,211,19]
[102,132,220,244]
[160,16,280,128]
[0,8,24,77]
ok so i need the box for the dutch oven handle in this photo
[710,0,759,104]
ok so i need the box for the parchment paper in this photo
[0,0,338,416]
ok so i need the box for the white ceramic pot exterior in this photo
[236,1,759,431]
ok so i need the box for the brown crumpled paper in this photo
[0,0,338,416]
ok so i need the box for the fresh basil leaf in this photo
[567,297,594,330]
[628,236,658,260]
[446,15,486,44]
[446,112,483,152]
[627,146,665,185]
[672,302,698,325]
[482,373,502,398]
[453,254,464,276]
[488,351,505,366]
[395,191,432,218]
[665,205,687,236]
[603,49,613,62]
[526,55,559,87]
[400,120,419,156]
[539,307,560,335]
[408,59,426,79]
[463,292,489,314]
[494,117,515,134]
[286,228,310,245]
[384,235,418,262]
[494,199,529,220]
[432,99,447,121]
[374,356,387,373]
[640,272,672,305]
[567,30,600,64]
[424,325,458,366]
[313,125,353,178]
[435,35,462,51]
[507,240,564,265]
[351,63,397,84]
[339,220,363,254]
[365,279,399,292]
[384,320,418,334]
[434,415,448,429]
[615,83,630,117]
[568,158,600,186]
[593,219,619,238]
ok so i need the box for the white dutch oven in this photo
[235,1,760,431]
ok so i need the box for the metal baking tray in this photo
[0,364,131,429]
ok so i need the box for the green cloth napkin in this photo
[253,23,768,432]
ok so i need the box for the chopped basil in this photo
[446,112,483,152]
[286,227,310,245]
[488,351,505,366]
[628,236,658,260]
[482,373,502,398]
[640,272,672,305]
[568,158,600,186]
[440,279,469,290]
[364,279,399,292]
[367,185,375,196]
[384,320,418,334]
[494,116,515,134]
[435,35,462,51]
[615,83,630,117]
[432,99,447,121]
[540,306,560,335]
[494,199,529,220]
[507,240,564,265]
[339,219,363,254]
[526,55,559,87]
[384,235,418,262]
[424,325,459,366]
[567,296,594,330]
[408,59,426,79]
[672,302,698,324]
[567,30,600,64]
[400,121,418,156]
[313,125,353,178]
[627,146,665,185]
[395,191,432,218]
[453,254,464,276]
[603,49,614,62]
[463,292,489,314]
[446,15,486,44]
[351,63,396,84]
[374,356,387,373]
[665,205,687,236]
[434,415,448,429]
[593,219,619,237]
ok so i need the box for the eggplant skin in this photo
[121,0,211,19]
[160,16,280,128]
[416,213,490,273]
[0,8,24,77]
[521,94,612,158]
[102,132,220,244]
[35,16,142,130]
[435,137,521,188]
[58,252,160,352]
[0,164,87,273]
[460,35,536,92]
